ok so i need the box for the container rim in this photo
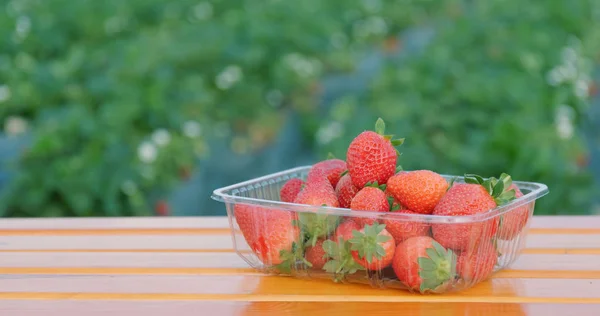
[211,166,549,224]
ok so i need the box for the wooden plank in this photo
[0,252,249,268]
[2,267,600,280]
[0,215,598,231]
[1,277,600,303]
[1,301,600,316]
[1,251,599,271]
[0,233,597,251]
[0,217,230,229]
[0,235,237,250]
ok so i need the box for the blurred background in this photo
[0,0,599,217]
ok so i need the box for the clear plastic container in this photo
[212,166,549,294]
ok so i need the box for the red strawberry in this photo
[350,186,389,227]
[294,180,339,208]
[280,178,305,203]
[349,223,395,270]
[333,218,361,243]
[392,236,457,292]
[346,118,403,188]
[234,204,300,265]
[307,159,347,187]
[387,170,448,214]
[431,173,516,251]
[294,180,341,247]
[384,209,431,244]
[497,184,530,240]
[305,239,329,270]
[335,173,359,208]
[457,241,497,283]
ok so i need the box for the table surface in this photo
[0,216,599,315]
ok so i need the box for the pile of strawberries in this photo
[234,118,532,293]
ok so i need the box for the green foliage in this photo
[319,0,600,214]
[0,0,597,216]
[0,0,412,216]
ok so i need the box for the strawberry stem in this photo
[464,173,517,206]
[417,240,457,292]
[349,223,391,264]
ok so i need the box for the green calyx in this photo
[417,240,458,293]
[364,180,387,192]
[349,222,391,264]
[322,237,365,282]
[340,170,349,177]
[327,152,337,160]
[374,118,405,156]
[297,213,341,247]
[388,196,400,211]
[276,241,311,274]
[464,173,516,206]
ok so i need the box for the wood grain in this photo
[1,301,600,316]
[0,215,599,312]
[2,275,600,302]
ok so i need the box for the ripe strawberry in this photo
[387,170,448,214]
[294,180,341,247]
[497,184,530,240]
[234,204,300,265]
[280,178,305,203]
[350,186,389,227]
[346,118,403,188]
[457,241,498,283]
[431,173,516,251]
[333,218,361,243]
[335,173,359,209]
[349,223,395,270]
[392,236,457,292]
[384,209,431,244]
[307,159,347,187]
[305,239,329,270]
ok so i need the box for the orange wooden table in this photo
[0,216,599,315]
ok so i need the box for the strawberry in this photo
[497,184,530,240]
[457,241,498,283]
[384,209,431,244]
[346,118,404,188]
[280,178,305,203]
[350,185,389,227]
[392,236,457,292]
[234,204,300,265]
[305,239,329,270]
[431,173,516,251]
[349,223,395,270]
[335,173,359,208]
[294,180,341,247]
[386,170,448,214]
[307,159,347,187]
[334,218,361,243]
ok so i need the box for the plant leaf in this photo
[375,118,386,135]
[391,138,405,146]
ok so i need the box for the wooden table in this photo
[0,216,599,315]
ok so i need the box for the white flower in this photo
[137,141,158,163]
[283,53,321,78]
[15,15,31,38]
[183,121,202,138]
[574,79,589,99]
[151,129,171,147]
[555,105,574,140]
[316,122,344,145]
[215,65,243,90]
[0,85,11,103]
[193,2,213,20]
[561,47,578,65]
[4,115,28,136]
